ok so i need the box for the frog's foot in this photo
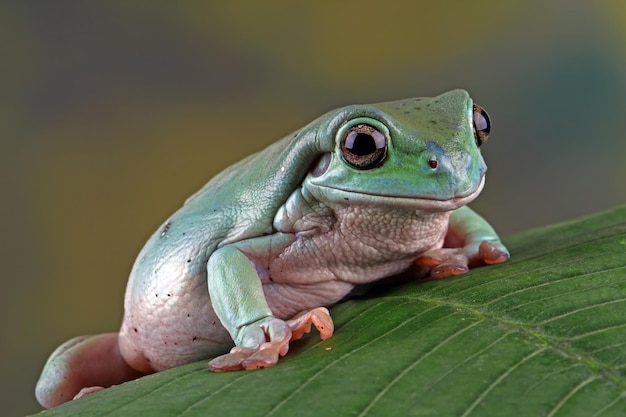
[286,307,334,341]
[208,307,334,372]
[416,240,509,279]
[73,386,106,399]
[208,316,292,372]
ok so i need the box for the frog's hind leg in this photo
[36,333,145,409]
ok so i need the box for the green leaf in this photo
[33,206,626,417]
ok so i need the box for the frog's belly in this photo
[119,262,233,373]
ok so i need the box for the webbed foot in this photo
[208,307,333,372]
[416,240,509,279]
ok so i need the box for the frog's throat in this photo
[309,175,485,212]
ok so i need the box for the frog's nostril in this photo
[428,156,439,170]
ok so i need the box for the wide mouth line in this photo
[310,175,485,203]
[312,187,467,202]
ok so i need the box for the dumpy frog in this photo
[36,89,509,408]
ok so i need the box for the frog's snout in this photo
[418,142,486,199]
[421,142,452,175]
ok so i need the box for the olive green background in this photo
[2,2,625,415]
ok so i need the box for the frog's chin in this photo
[309,176,485,212]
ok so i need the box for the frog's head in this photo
[305,89,491,212]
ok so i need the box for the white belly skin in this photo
[117,214,232,373]
[119,269,232,373]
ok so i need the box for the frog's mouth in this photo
[308,175,485,212]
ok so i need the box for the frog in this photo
[35,89,509,409]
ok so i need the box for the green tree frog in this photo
[36,89,509,408]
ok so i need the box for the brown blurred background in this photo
[2,2,625,415]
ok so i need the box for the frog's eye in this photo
[340,124,388,170]
[472,104,490,147]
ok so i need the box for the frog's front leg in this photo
[206,243,333,372]
[416,206,509,278]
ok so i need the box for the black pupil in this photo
[347,132,378,156]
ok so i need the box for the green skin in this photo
[36,89,509,408]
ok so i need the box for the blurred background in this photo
[2,2,625,415]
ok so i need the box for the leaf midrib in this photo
[410,294,626,391]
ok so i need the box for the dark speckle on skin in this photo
[429,120,437,125]
[192,337,198,341]
[133,328,138,333]
[160,222,172,237]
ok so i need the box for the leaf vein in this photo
[486,266,626,308]
[459,348,547,417]
[177,372,251,417]
[545,376,597,417]
[98,367,207,417]
[498,273,626,313]
[591,394,626,417]
[356,319,485,417]
[414,295,626,390]
[571,322,626,340]
[427,330,514,389]
[538,298,626,325]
